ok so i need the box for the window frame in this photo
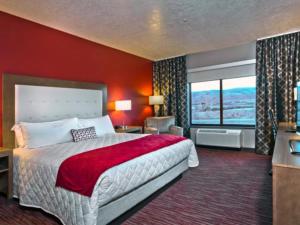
[189,75,256,128]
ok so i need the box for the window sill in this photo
[190,125,255,129]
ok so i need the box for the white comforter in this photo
[13,133,199,225]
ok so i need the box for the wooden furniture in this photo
[0,148,13,199]
[272,122,300,225]
[115,126,142,133]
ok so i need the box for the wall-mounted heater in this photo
[196,129,242,148]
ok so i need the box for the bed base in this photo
[97,159,189,225]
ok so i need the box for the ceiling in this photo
[1,0,300,60]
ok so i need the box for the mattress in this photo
[13,133,199,225]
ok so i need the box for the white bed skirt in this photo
[97,159,189,225]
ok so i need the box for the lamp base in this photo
[154,105,161,117]
[122,121,127,129]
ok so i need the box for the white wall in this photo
[187,42,256,69]
[187,42,256,149]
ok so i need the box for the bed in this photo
[3,74,199,225]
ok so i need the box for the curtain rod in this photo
[257,29,300,41]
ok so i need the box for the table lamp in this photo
[149,95,163,116]
[115,100,132,129]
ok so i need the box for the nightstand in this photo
[115,126,143,134]
[0,148,13,199]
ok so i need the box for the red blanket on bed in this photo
[56,134,186,197]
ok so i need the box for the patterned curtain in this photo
[153,56,189,136]
[256,32,300,155]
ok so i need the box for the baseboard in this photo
[196,145,255,151]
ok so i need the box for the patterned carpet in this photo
[0,148,272,225]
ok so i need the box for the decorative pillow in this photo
[11,124,25,147]
[20,118,79,148]
[71,127,97,142]
[78,115,115,136]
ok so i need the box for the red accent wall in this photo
[0,11,153,146]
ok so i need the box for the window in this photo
[190,76,256,126]
[191,80,220,124]
[222,76,256,125]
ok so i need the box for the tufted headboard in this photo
[15,85,103,123]
[2,74,107,148]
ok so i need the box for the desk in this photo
[272,123,300,225]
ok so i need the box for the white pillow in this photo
[20,118,79,148]
[78,115,115,136]
[11,124,25,148]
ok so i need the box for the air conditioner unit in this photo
[196,129,242,148]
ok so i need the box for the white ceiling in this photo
[1,0,300,60]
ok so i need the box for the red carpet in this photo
[0,148,272,225]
